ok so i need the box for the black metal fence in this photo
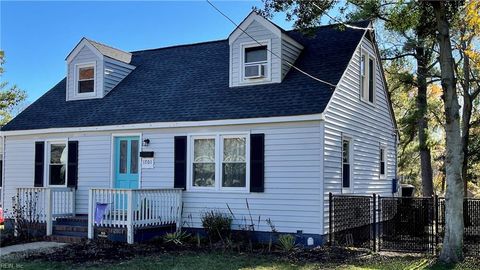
[437,198,480,257]
[329,193,480,257]
[378,197,434,253]
[329,193,375,250]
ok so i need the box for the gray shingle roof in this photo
[2,22,369,132]
[86,38,132,64]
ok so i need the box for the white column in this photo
[87,189,94,240]
[126,190,134,244]
[176,190,182,231]
[71,188,76,217]
[45,188,53,236]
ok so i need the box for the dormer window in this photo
[76,63,95,95]
[242,42,270,82]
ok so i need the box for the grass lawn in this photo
[4,252,479,270]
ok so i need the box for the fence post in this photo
[329,192,333,245]
[372,193,376,252]
[45,188,53,236]
[126,190,134,244]
[87,189,94,240]
[435,194,439,251]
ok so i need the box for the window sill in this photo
[186,187,249,194]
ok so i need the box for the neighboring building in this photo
[0,12,397,244]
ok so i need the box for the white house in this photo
[0,12,397,244]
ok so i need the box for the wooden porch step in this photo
[48,235,86,244]
[54,225,88,233]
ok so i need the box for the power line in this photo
[313,3,374,31]
[206,0,337,88]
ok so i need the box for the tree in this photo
[429,0,465,262]
[257,0,469,262]
[0,51,27,125]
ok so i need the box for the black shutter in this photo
[174,136,187,190]
[34,142,45,187]
[67,141,79,189]
[250,133,265,192]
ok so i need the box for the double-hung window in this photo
[48,142,67,186]
[190,134,248,191]
[222,136,247,188]
[76,63,95,95]
[342,138,352,192]
[380,146,386,178]
[192,137,216,188]
[360,51,375,103]
[243,42,269,81]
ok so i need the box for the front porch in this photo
[14,187,182,244]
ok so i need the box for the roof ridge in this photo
[130,20,371,54]
[130,39,227,54]
[85,38,132,55]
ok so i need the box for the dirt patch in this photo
[19,238,370,266]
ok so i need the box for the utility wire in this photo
[206,0,337,88]
[314,3,374,31]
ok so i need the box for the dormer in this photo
[65,38,135,101]
[229,12,304,87]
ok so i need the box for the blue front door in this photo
[114,136,140,189]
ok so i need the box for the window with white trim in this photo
[342,138,352,191]
[380,146,386,178]
[76,64,95,94]
[360,51,375,103]
[48,142,67,186]
[242,42,269,81]
[192,137,216,187]
[190,134,248,191]
[222,136,246,188]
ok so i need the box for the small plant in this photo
[201,210,232,243]
[266,218,278,252]
[163,230,191,246]
[277,234,297,252]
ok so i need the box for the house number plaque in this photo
[141,158,154,169]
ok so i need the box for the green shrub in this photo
[163,231,191,246]
[201,210,232,243]
[277,234,297,252]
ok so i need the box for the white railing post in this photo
[45,188,53,236]
[126,190,134,244]
[88,189,94,240]
[71,188,76,217]
[176,190,182,231]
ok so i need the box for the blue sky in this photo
[1,1,295,103]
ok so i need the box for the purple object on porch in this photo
[95,203,109,224]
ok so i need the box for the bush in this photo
[163,231,191,246]
[201,210,232,243]
[277,234,297,252]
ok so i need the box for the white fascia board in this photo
[66,39,104,64]
[229,12,282,45]
[1,114,325,136]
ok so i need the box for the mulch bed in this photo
[21,239,370,265]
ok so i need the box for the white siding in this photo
[104,58,135,95]
[322,36,397,234]
[281,39,302,79]
[230,20,282,87]
[2,121,324,235]
[67,46,104,101]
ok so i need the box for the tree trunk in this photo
[416,44,434,197]
[460,32,471,197]
[432,1,465,263]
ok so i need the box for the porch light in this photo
[143,139,150,146]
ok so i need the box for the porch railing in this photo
[15,187,76,235]
[87,188,183,244]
